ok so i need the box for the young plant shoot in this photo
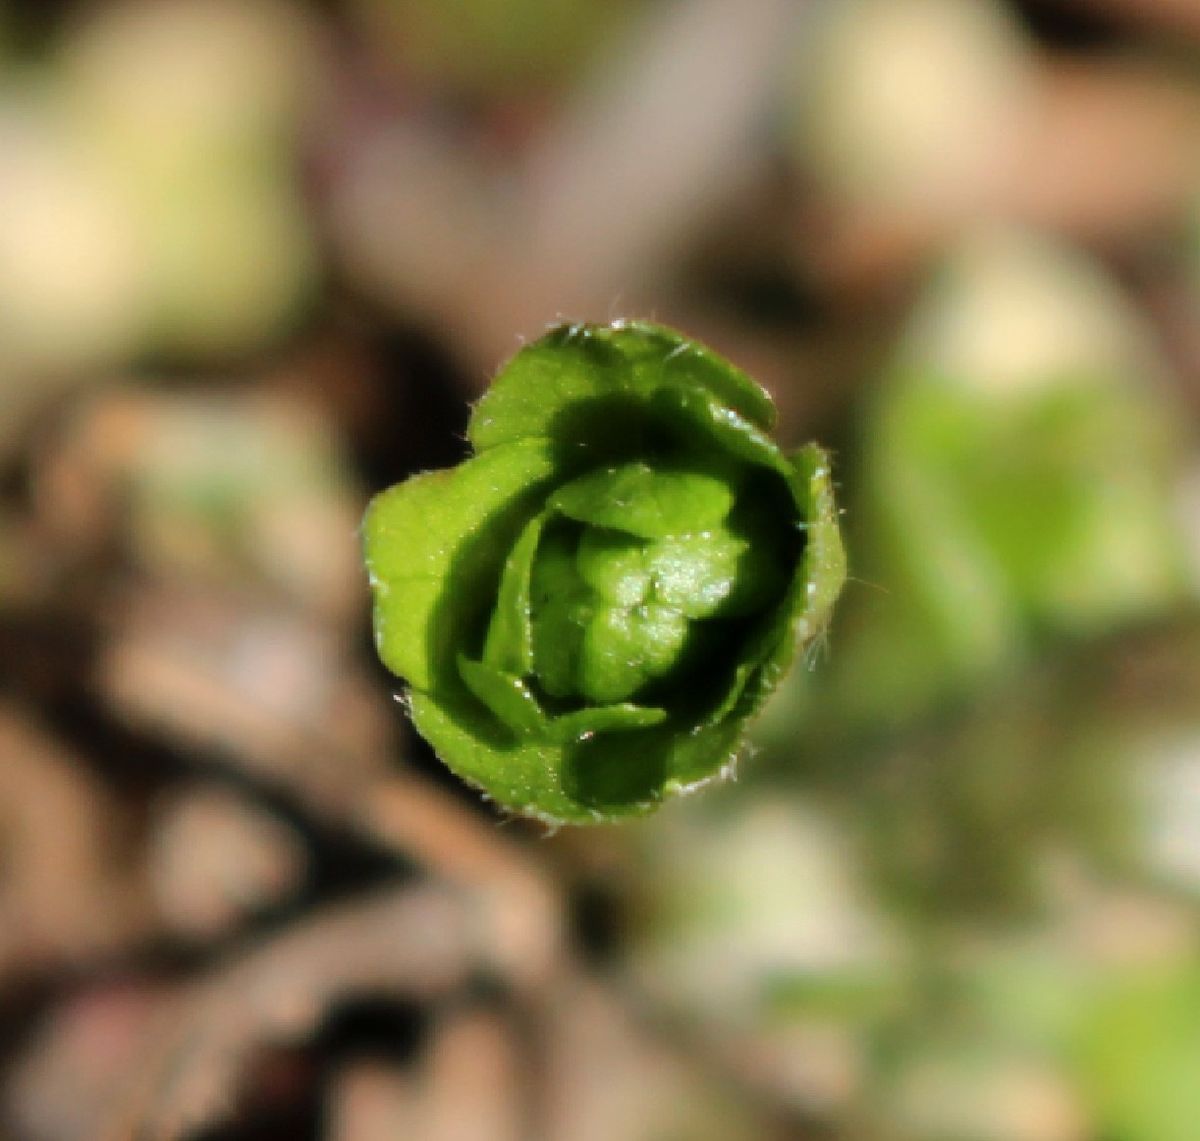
[363,321,844,824]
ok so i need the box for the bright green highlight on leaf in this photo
[362,320,845,824]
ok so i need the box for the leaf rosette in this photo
[363,321,844,824]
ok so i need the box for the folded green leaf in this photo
[363,321,844,824]
[550,461,735,539]
[362,439,556,690]
[468,320,777,453]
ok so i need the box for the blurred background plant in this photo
[1,0,1200,1139]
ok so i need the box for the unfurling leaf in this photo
[363,321,844,824]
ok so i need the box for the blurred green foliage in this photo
[832,231,1186,731]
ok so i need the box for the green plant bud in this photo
[363,321,844,824]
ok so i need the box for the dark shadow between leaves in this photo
[545,392,672,471]
[561,726,670,811]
